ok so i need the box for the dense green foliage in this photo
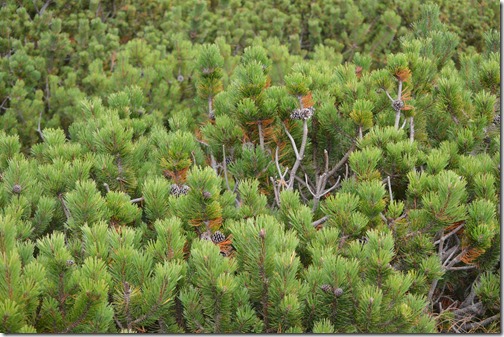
[0,0,500,333]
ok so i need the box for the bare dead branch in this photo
[37,110,45,141]
[130,197,144,204]
[283,123,300,159]
[257,121,265,151]
[312,215,329,227]
[327,143,356,177]
[434,223,464,245]
[460,313,500,331]
[387,176,393,202]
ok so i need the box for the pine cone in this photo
[493,114,501,125]
[225,157,233,165]
[392,99,404,112]
[211,230,226,243]
[209,112,216,120]
[66,259,75,266]
[179,185,190,195]
[333,287,343,297]
[202,191,211,199]
[320,284,333,293]
[12,184,22,194]
[290,107,314,120]
[170,184,180,196]
[177,74,184,82]
[290,109,302,120]
[299,107,314,120]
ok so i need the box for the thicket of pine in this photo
[0,0,501,333]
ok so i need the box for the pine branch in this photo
[327,143,356,177]
[114,314,124,330]
[453,302,484,319]
[37,110,45,141]
[0,96,9,111]
[61,301,92,333]
[39,0,53,15]
[394,80,403,129]
[446,265,476,271]
[58,193,71,221]
[444,248,466,269]
[210,154,218,174]
[428,228,446,305]
[208,96,213,119]
[434,223,464,245]
[124,282,132,330]
[271,146,289,207]
[283,123,300,159]
[58,273,67,319]
[257,121,265,151]
[130,277,171,328]
[409,116,415,143]
[460,313,500,331]
[196,139,209,147]
[287,119,309,189]
[312,215,328,227]
[270,177,281,207]
[130,197,144,204]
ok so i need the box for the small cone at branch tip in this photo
[12,184,22,194]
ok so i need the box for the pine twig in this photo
[312,215,329,227]
[434,223,464,245]
[37,110,45,141]
[460,313,500,331]
[210,154,218,174]
[288,119,309,189]
[257,121,265,151]
[207,95,213,119]
[61,302,92,333]
[453,302,484,319]
[114,314,124,330]
[39,0,53,15]
[196,139,209,147]
[269,177,281,207]
[58,193,71,220]
[428,228,446,305]
[409,116,415,143]
[283,123,300,159]
[446,265,476,271]
[384,90,394,102]
[130,197,144,204]
[394,80,403,129]
[443,246,467,269]
[327,143,356,177]
[400,118,407,129]
[270,146,289,207]
[387,176,393,202]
